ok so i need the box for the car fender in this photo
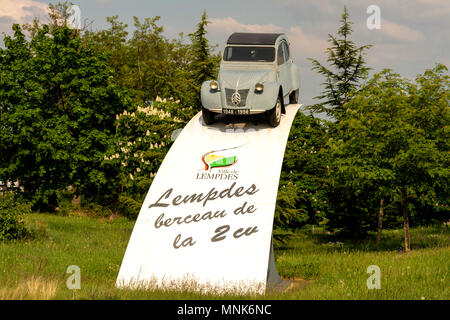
[290,63,300,92]
[201,81,221,109]
[252,81,280,110]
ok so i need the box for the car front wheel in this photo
[267,96,282,127]
[202,107,216,125]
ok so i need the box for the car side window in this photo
[225,47,233,60]
[277,43,284,66]
[283,41,290,62]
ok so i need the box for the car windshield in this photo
[223,46,275,62]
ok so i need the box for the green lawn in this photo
[0,212,448,299]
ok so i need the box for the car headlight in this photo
[255,82,264,92]
[210,80,218,90]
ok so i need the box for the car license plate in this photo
[222,108,250,115]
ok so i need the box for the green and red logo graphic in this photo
[202,146,242,170]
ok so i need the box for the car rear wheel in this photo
[289,89,299,104]
[202,107,216,125]
[267,96,282,127]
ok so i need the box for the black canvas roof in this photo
[226,33,284,45]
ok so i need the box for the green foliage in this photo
[0,3,447,250]
[0,193,31,240]
[83,16,130,90]
[272,228,295,248]
[276,112,330,232]
[273,183,303,246]
[85,12,220,109]
[189,10,221,109]
[103,99,195,213]
[325,187,380,237]
[117,194,143,219]
[0,5,220,213]
[308,6,372,119]
[305,5,448,242]
[1,213,448,299]
[326,66,449,238]
[0,23,131,209]
[275,182,305,227]
[407,64,450,223]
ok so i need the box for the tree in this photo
[164,33,201,107]
[407,64,449,226]
[328,67,449,250]
[84,15,130,89]
[47,1,76,31]
[103,98,195,218]
[189,10,221,109]
[86,15,204,107]
[0,23,130,209]
[127,16,169,103]
[277,112,331,232]
[24,2,90,36]
[308,6,372,120]
[0,193,31,240]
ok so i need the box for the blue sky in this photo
[1,0,449,108]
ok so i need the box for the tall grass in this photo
[0,212,448,299]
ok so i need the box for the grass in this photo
[274,227,449,300]
[0,211,448,300]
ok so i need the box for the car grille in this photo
[225,88,249,107]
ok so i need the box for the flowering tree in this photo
[103,98,195,217]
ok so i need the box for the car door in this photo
[276,41,291,99]
[282,41,294,95]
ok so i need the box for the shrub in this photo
[0,193,31,240]
[103,98,194,216]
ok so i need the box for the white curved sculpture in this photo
[116,104,301,294]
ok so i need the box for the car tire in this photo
[267,96,282,127]
[289,89,299,104]
[202,107,216,125]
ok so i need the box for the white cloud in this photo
[381,20,423,41]
[208,17,328,59]
[278,0,340,16]
[419,0,449,5]
[0,0,48,23]
[286,26,329,58]
[417,0,450,18]
[209,17,284,35]
[368,43,413,67]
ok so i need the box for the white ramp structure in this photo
[116,104,301,294]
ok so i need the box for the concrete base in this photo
[266,238,292,292]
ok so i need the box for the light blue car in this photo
[201,32,300,127]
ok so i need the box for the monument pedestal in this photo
[117,105,301,294]
[266,238,291,292]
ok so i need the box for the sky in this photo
[1,0,449,108]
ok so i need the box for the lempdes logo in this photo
[196,145,243,180]
[202,150,237,170]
